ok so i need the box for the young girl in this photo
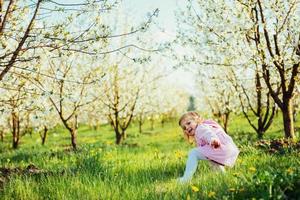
[178,111,239,183]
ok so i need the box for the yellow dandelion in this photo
[286,168,294,175]
[175,150,184,159]
[191,185,200,192]
[249,167,256,172]
[208,191,216,198]
[228,188,235,192]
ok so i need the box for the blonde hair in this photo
[178,111,202,127]
[178,111,203,144]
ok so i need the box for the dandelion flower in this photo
[175,150,184,159]
[191,185,200,192]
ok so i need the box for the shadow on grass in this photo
[0,164,66,191]
[3,151,40,163]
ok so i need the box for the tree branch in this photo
[0,0,42,81]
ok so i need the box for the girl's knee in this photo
[188,148,199,157]
[188,148,207,160]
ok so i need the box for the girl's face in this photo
[180,117,198,136]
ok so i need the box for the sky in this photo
[120,0,197,95]
[123,0,179,32]
[47,0,197,95]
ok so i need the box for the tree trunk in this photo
[257,129,264,140]
[282,100,295,139]
[222,112,230,133]
[150,118,154,131]
[12,136,19,149]
[161,119,165,128]
[12,112,20,149]
[122,130,127,140]
[92,125,98,131]
[139,120,142,133]
[71,128,77,150]
[116,130,123,145]
[256,70,263,139]
[257,120,264,139]
[41,126,48,145]
[0,130,3,142]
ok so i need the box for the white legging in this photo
[179,148,225,183]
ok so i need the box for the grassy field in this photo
[0,115,299,200]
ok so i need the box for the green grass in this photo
[0,116,299,200]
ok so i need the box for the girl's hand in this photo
[211,140,221,148]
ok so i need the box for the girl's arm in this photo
[197,125,220,148]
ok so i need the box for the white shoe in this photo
[219,166,226,173]
[210,162,226,173]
